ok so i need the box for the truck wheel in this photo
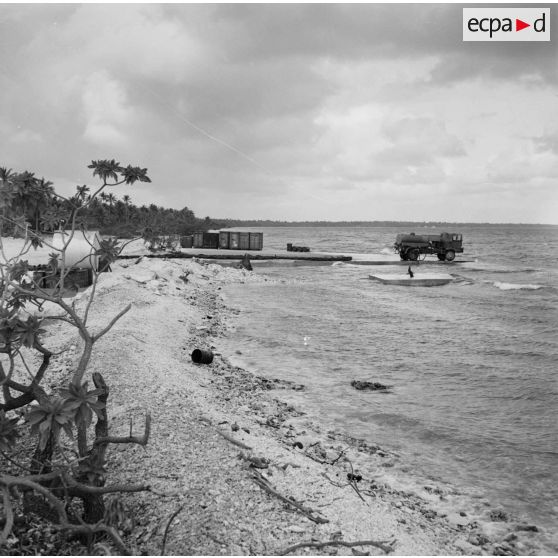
[408,249,419,261]
[445,250,455,262]
[437,253,446,261]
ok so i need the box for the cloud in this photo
[381,116,466,159]
[486,149,558,186]
[29,5,209,84]
[533,130,558,155]
[82,71,134,146]
[313,105,466,187]
[0,3,557,223]
[6,125,43,145]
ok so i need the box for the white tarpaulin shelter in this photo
[1,231,102,271]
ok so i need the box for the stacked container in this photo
[229,232,240,249]
[193,232,219,249]
[194,230,263,250]
[239,232,251,250]
[219,231,230,249]
[249,232,263,251]
[180,235,194,248]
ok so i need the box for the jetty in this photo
[117,248,353,262]
[117,247,475,265]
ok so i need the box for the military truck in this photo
[394,232,463,261]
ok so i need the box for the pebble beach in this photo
[17,241,552,556]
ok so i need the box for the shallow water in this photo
[218,224,558,545]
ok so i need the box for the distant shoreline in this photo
[215,221,558,228]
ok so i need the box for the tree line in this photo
[0,166,225,239]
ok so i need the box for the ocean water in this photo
[218,224,558,543]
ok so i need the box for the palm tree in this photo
[0,167,15,187]
[106,193,115,213]
[7,172,39,233]
[0,167,14,235]
[76,184,90,200]
[122,194,131,223]
[32,178,55,232]
[0,167,16,234]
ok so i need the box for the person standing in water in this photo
[408,265,414,278]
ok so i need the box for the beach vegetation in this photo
[0,160,156,554]
[0,165,223,240]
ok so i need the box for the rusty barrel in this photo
[191,348,214,364]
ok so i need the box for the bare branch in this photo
[161,505,184,556]
[278,538,395,556]
[82,236,140,324]
[0,475,68,524]
[0,357,15,389]
[92,303,132,342]
[3,377,29,394]
[94,412,151,447]
[0,390,36,412]
[68,480,151,495]
[88,179,126,204]
[0,472,137,556]
[252,470,329,525]
[346,458,366,504]
[0,352,50,411]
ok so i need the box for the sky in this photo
[1,3,557,224]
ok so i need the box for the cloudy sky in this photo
[1,3,557,223]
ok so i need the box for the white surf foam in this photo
[492,281,543,291]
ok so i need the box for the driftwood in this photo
[303,446,347,467]
[199,417,253,450]
[346,459,367,504]
[214,428,253,450]
[278,538,395,556]
[160,505,184,556]
[321,472,350,488]
[252,470,328,525]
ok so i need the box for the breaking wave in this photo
[492,281,543,291]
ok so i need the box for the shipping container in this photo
[193,231,204,248]
[239,232,251,250]
[180,235,193,248]
[204,233,219,249]
[219,231,230,249]
[249,232,264,251]
[216,230,263,250]
[193,231,219,249]
[229,232,240,249]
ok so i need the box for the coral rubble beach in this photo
[2,239,553,555]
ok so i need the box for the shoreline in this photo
[210,270,555,556]
[13,254,553,555]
